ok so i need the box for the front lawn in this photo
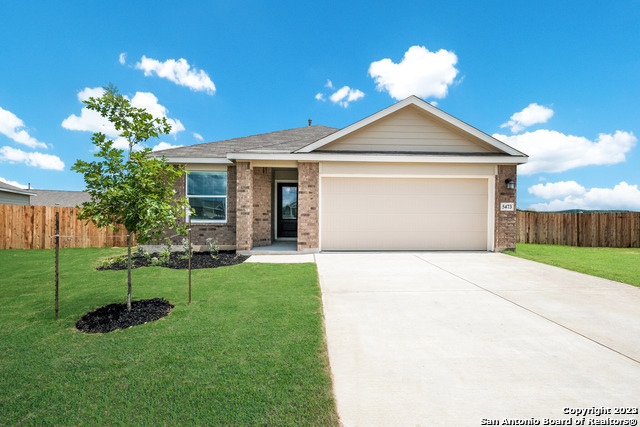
[0,248,338,426]
[504,243,640,287]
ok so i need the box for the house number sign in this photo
[500,202,515,211]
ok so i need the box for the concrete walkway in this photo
[315,252,640,426]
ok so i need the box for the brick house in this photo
[154,96,528,253]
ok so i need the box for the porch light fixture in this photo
[505,179,515,190]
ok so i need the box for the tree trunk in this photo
[127,233,132,311]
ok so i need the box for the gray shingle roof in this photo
[152,125,338,158]
[30,190,91,207]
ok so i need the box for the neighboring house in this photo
[30,190,91,207]
[0,181,36,205]
[153,96,528,253]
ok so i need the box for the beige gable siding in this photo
[318,106,500,153]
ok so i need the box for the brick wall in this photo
[170,165,237,248]
[494,164,517,251]
[297,162,319,251]
[235,162,253,251]
[252,167,272,247]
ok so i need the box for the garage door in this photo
[321,177,489,250]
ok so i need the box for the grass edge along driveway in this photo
[504,243,640,287]
[0,248,339,426]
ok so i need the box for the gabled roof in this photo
[153,96,527,165]
[153,125,338,161]
[296,96,527,157]
[0,181,36,197]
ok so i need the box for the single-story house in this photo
[0,181,36,205]
[153,96,528,253]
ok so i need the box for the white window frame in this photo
[186,171,228,223]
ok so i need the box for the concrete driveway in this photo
[315,252,640,426]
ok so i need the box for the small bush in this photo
[136,246,150,261]
[179,238,193,260]
[206,238,219,260]
[99,254,128,269]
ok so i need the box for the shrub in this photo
[179,238,193,260]
[206,238,219,260]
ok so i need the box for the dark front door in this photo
[277,183,298,238]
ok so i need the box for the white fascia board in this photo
[296,96,528,157]
[227,152,528,164]
[1,188,36,196]
[160,157,233,164]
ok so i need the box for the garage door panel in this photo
[321,177,489,250]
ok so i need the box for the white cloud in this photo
[501,103,554,133]
[529,182,640,211]
[368,45,459,100]
[119,52,127,65]
[193,132,203,141]
[62,87,185,138]
[493,129,636,175]
[130,92,185,135]
[315,81,364,107]
[528,181,586,199]
[329,86,365,108]
[135,56,216,94]
[0,176,28,189]
[0,107,48,149]
[78,87,106,101]
[0,146,64,170]
[152,142,183,151]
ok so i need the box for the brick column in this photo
[252,167,272,247]
[495,165,517,251]
[297,162,319,252]
[236,162,253,251]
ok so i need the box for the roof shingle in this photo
[152,125,338,158]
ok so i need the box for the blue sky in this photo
[1,1,639,211]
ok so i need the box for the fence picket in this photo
[0,204,132,249]
[517,211,640,248]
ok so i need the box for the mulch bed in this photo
[76,298,174,334]
[97,252,249,271]
[86,252,248,333]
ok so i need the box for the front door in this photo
[277,183,298,238]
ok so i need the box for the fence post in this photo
[55,212,59,321]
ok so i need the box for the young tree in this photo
[72,85,189,310]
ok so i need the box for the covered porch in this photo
[234,161,319,255]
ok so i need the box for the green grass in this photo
[504,243,640,287]
[0,248,338,426]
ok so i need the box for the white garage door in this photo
[321,177,489,250]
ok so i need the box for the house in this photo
[153,96,528,253]
[0,181,36,205]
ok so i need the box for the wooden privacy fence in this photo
[0,204,131,249]
[517,211,640,248]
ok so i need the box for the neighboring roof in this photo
[30,189,91,207]
[297,96,527,157]
[0,181,36,197]
[152,125,339,160]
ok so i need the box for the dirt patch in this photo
[76,298,174,334]
[97,252,249,271]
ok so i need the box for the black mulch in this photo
[97,252,249,271]
[76,298,174,334]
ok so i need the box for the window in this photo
[187,172,227,221]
